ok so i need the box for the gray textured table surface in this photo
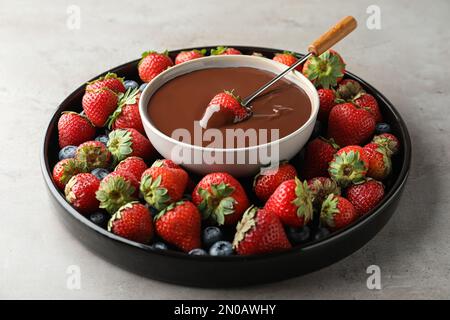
[1,0,449,299]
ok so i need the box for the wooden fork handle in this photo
[308,16,357,56]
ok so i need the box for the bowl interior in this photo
[139,55,320,153]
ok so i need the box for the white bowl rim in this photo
[139,55,320,153]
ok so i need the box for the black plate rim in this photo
[40,45,412,262]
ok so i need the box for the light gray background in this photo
[1,0,448,299]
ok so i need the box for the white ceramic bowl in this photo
[139,55,319,177]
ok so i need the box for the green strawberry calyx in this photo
[308,178,341,208]
[232,206,258,249]
[303,50,345,89]
[154,200,186,221]
[107,129,133,163]
[76,143,111,171]
[197,182,236,225]
[107,201,140,231]
[107,88,139,129]
[335,81,364,102]
[291,177,314,224]
[65,175,78,204]
[329,150,367,187]
[372,135,398,156]
[210,46,229,55]
[140,174,171,211]
[87,72,124,86]
[60,159,86,186]
[151,159,167,168]
[96,176,136,214]
[320,194,340,228]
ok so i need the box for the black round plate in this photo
[41,46,411,287]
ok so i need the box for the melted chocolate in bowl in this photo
[147,67,312,148]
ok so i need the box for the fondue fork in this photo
[241,16,357,109]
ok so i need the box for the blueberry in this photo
[310,121,323,140]
[314,227,330,241]
[209,241,233,256]
[375,123,391,134]
[202,226,223,249]
[95,135,109,146]
[139,83,148,92]
[89,212,109,228]
[58,145,77,160]
[286,226,310,245]
[189,248,208,256]
[152,242,168,250]
[91,168,110,180]
[124,80,139,91]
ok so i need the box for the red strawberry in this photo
[335,80,382,123]
[354,93,383,123]
[307,177,341,207]
[207,90,251,123]
[328,145,369,187]
[140,165,188,210]
[75,141,112,171]
[272,52,302,71]
[150,159,197,192]
[175,49,206,65]
[210,46,242,55]
[108,202,153,244]
[335,79,363,101]
[107,128,155,162]
[154,200,201,252]
[65,173,100,214]
[317,88,336,122]
[108,88,144,134]
[232,206,291,255]
[192,172,249,226]
[114,156,147,182]
[151,159,181,169]
[302,137,339,180]
[363,143,392,180]
[302,49,345,89]
[138,51,173,83]
[372,133,400,156]
[95,171,139,214]
[82,87,118,127]
[253,163,297,202]
[346,179,385,216]
[320,194,357,230]
[86,72,125,94]
[264,177,313,228]
[52,158,86,190]
[58,112,95,148]
[328,102,376,147]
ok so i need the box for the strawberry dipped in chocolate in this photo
[199,90,251,129]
